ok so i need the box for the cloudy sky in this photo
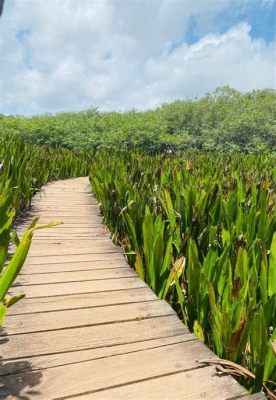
[0,0,275,115]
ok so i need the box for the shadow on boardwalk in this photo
[0,329,42,399]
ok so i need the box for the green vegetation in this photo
[1,87,275,152]
[90,150,276,395]
[0,133,89,324]
[0,86,275,395]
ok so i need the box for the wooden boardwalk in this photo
[0,177,265,400]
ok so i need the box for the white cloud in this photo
[0,0,275,114]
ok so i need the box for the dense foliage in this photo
[90,150,276,395]
[0,133,90,324]
[1,87,275,152]
[0,85,275,395]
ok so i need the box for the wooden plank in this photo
[32,201,99,205]
[17,223,105,228]
[1,342,231,400]
[29,208,96,211]
[23,209,100,214]
[33,191,91,194]
[14,267,137,286]
[17,224,106,230]
[72,366,246,400]
[31,210,99,214]
[14,225,106,232]
[25,203,96,207]
[15,267,136,285]
[30,203,95,207]
[28,240,114,247]
[9,238,112,254]
[23,253,125,265]
[26,246,123,257]
[33,195,93,198]
[41,193,93,196]
[0,315,188,360]
[17,234,111,238]
[0,334,193,376]
[3,300,174,335]
[30,231,106,237]
[20,236,111,242]
[36,189,91,192]
[1,342,222,400]
[18,216,102,222]
[11,277,147,298]
[22,212,99,218]
[26,227,106,234]
[34,188,92,191]
[15,228,105,234]
[8,287,158,315]
[26,244,122,257]
[19,227,104,233]
[16,230,109,237]
[25,250,123,259]
[19,260,129,274]
[22,234,109,239]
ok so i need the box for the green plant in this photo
[90,150,276,394]
[0,219,61,325]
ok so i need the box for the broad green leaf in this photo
[268,233,276,297]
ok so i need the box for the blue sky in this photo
[185,0,275,44]
[0,0,275,115]
[217,0,275,42]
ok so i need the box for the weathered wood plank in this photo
[15,267,136,285]
[71,366,246,400]
[0,334,194,376]
[0,315,188,360]
[22,209,98,217]
[28,244,116,251]
[8,287,157,315]
[26,245,123,257]
[23,238,111,245]
[30,231,106,237]
[11,277,147,298]
[17,223,105,229]
[9,239,113,254]
[17,216,103,223]
[24,234,109,239]
[1,342,223,400]
[3,300,174,335]
[17,225,107,232]
[23,253,126,265]
[19,260,129,274]
[16,223,104,231]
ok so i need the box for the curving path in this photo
[0,177,265,399]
